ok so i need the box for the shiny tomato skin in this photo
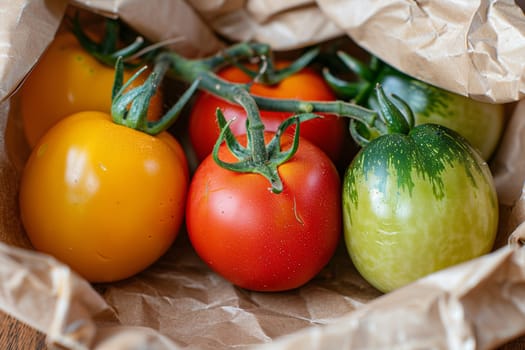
[19,111,188,283]
[18,30,163,148]
[188,63,347,163]
[186,133,342,292]
[342,124,498,293]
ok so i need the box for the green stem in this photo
[160,51,383,151]
[156,50,379,128]
[115,46,382,138]
[199,42,272,72]
[201,73,270,163]
[147,80,200,135]
[252,96,377,127]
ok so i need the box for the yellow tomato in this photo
[19,111,188,283]
[18,30,163,148]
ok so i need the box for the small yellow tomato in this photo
[19,111,188,282]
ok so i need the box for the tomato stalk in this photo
[155,45,377,126]
[201,73,268,165]
[110,41,382,192]
[197,43,321,85]
[157,48,381,192]
[346,84,415,147]
[110,57,199,134]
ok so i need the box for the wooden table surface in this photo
[0,310,524,349]
[0,312,46,349]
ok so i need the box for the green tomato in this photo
[373,67,506,160]
[342,123,498,293]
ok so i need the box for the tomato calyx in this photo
[322,52,417,146]
[375,84,413,134]
[323,51,382,104]
[111,57,199,134]
[228,47,320,85]
[160,42,321,87]
[323,51,421,116]
[214,108,319,194]
[71,14,154,68]
[349,84,415,147]
[169,47,321,193]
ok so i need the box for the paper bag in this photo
[2,1,525,349]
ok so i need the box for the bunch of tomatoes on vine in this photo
[17,16,504,293]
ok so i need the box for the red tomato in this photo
[188,63,347,163]
[185,133,341,292]
[19,111,188,283]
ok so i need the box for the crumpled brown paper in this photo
[316,0,525,103]
[189,0,344,50]
[0,236,108,349]
[70,0,224,58]
[0,0,67,104]
[258,240,525,350]
[3,1,525,349]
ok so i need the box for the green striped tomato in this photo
[342,123,498,293]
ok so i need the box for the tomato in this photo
[342,123,498,293]
[186,133,341,292]
[19,111,188,283]
[188,63,347,163]
[18,30,163,148]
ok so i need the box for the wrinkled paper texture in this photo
[188,0,343,50]
[2,0,525,349]
[0,0,67,104]
[316,0,525,103]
